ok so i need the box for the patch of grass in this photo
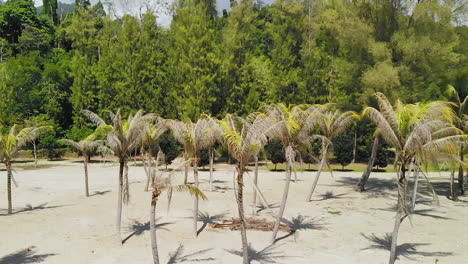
[327,211,341,215]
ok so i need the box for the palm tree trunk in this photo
[458,145,464,195]
[450,168,458,201]
[306,145,328,202]
[117,161,124,244]
[144,150,151,192]
[272,161,292,243]
[123,161,130,203]
[33,141,38,168]
[389,164,408,264]
[184,152,189,184]
[150,191,160,264]
[209,149,214,191]
[411,162,420,210]
[355,136,379,192]
[84,154,89,197]
[235,165,249,264]
[252,155,259,215]
[6,160,13,214]
[193,160,199,238]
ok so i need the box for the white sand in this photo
[1,160,467,264]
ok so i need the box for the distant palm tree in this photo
[305,106,358,201]
[364,92,463,264]
[263,104,318,243]
[83,109,152,243]
[0,124,52,214]
[149,151,206,264]
[168,115,220,237]
[219,113,272,264]
[140,117,167,191]
[59,125,111,197]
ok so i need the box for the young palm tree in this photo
[141,117,167,191]
[262,104,318,243]
[168,115,220,238]
[149,151,207,264]
[219,113,272,264]
[0,125,52,214]
[59,125,111,197]
[305,106,358,201]
[83,109,152,243]
[364,92,463,264]
[446,85,467,195]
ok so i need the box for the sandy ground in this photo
[1,159,467,264]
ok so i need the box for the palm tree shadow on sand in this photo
[361,233,453,261]
[122,218,174,244]
[167,245,215,263]
[275,214,324,243]
[226,243,293,264]
[0,203,72,216]
[197,211,228,236]
[0,247,56,264]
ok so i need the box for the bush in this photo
[333,131,354,170]
[158,132,181,167]
[265,139,286,170]
[198,149,210,168]
[38,133,66,160]
[64,126,94,141]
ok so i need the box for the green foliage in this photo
[158,131,181,166]
[265,139,286,169]
[0,0,465,152]
[333,130,354,169]
[198,149,210,168]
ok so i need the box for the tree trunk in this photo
[150,191,160,264]
[117,161,124,244]
[33,141,38,168]
[411,162,420,211]
[235,165,249,264]
[252,155,259,215]
[458,145,464,195]
[355,136,379,192]
[209,149,214,191]
[184,152,189,184]
[450,169,458,201]
[389,164,408,264]
[272,161,292,243]
[6,160,13,214]
[306,145,328,201]
[352,128,357,163]
[193,160,199,238]
[84,154,89,197]
[144,150,151,192]
[123,161,130,203]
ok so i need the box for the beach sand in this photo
[1,159,467,263]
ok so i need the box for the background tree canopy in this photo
[0,0,466,157]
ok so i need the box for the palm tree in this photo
[83,109,152,243]
[263,104,317,243]
[149,151,207,264]
[446,85,467,195]
[219,113,272,264]
[168,115,220,238]
[140,117,167,191]
[0,124,52,214]
[363,92,463,264]
[355,131,380,192]
[59,125,111,197]
[305,106,358,201]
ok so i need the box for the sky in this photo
[33,0,241,27]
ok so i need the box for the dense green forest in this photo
[0,0,467,157]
